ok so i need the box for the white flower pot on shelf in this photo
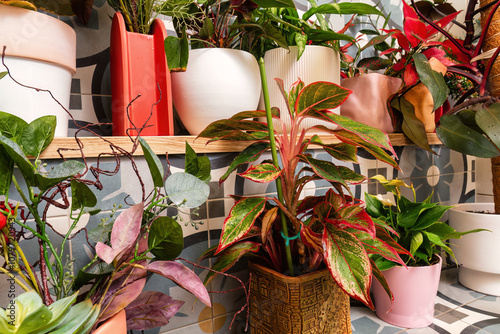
[449,202,500,296]
[259,45,341,133]
[0,4,76,137]
[171,48,261,135]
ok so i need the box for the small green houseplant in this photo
[197,58,408,331]
[365,175,484,328]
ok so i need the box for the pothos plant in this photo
[365,175,485,270]
[197,60,409,309]
[0,109,212,332]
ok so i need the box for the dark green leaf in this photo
[303,3,383,21]
[36,160,86,192]
[0,135,35,185]
[476,104,500,149]
[19,115,56,157]
[185,141,211,183]
[72,263,114,290]
[252,0,295,8]
[71,180,97,211]
[436,115,499,158]
[139,137,164,188]
[220,142,270,183]
[413,53,449,110]
[149,216,184,261]
[165,34,189,72]
[0,111,28,139]
[0,146,13,196]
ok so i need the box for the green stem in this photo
[0,266,31,292]
[258,58,295,277]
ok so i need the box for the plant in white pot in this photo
[366,175,484,328]
[163,0,293,135]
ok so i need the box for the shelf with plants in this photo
[39,133,443,159]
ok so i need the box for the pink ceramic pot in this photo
[92,309,127,334]
[372,256,442,328]
[340,73,401,133]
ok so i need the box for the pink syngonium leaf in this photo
[96,202,144,264]
[99,265,148,322]
[146,261,212,307]
[125,291,184,330]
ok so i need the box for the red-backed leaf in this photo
[301,224,323,254]
[299,155,347,186]
[392,58,406,72]
[374,224,413,257]
[295,82,352,114]
[239,163,282,183]
[382,29,410,51]
[370,258,394,303]
[203,241,260,285]
[230,110,268,120]
[216,197,267,253]
[322,224,374,309]
[402,0,418,20]
[403,64,419,87]
[261,207,278,244]
[146,261,211,307]
[423,48,455,67]
[442,39,471,64]
[350,229,406,266]
[126,291,184,330]
[404,17,427,47]
[220,142,270,183]
[427,11,461,37]
[334,210,376,237]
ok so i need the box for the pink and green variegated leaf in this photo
[239,163,282,183]
[126,291,184,330]
[301,224,323,254]
[350,229,406,266]
[316,127,398,169]
[220,142,271,184]
[198,119,268,140]
[310,136,358,162]
[337,166,365,184]
[216,197,267,254]
[146,261,211,307]
[322,224,374,309]
[370,258,393,302]
[299,155,347,186]
[295,81,352,114]
[204,241,260,285]
[307,113,396,156]
[230,110,269,120]
[334,209,376,237]
[374,224,413,257]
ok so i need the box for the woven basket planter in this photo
[249,262,351,334]
[481,0,500,96]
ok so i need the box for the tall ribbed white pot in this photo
[259,45,340,133]
[0,4,76,137]
[171,48,261,135]
[449,203,500,296]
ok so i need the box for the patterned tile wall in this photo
[0,0,487,333]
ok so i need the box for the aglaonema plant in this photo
[198,59,409,309]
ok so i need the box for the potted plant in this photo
[107,0,177,136]
[254,2,385,133]
[0,2,79,137]
[395,0,500,296]
[366,175,484,328]
[196,58,408,333]
[0,110,212,332]
[163,0,294,135]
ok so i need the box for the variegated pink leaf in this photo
[126,291,184,330]
[146,261,211,307]
[322,224,374,309]
[239,163,282,183]
[110,202,144,250]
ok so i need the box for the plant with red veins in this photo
[198,63,409,311]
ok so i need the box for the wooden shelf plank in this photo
[39,133,442,159]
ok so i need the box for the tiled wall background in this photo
[2,0,494,333]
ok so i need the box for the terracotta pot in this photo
[340,73,401,133]
[0,4,76,137]
[249,262,351,334]
[92,309,127,334]
[259,46,341,133]
[171,48,261,135]
[110,12,174,136]
[449,203,500,296]
[372,256,442,328]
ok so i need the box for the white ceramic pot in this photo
[449,203,500,296]
[171,48,261,135]
[0,4,76,137]
[259,45,340,133]
[372,256,442,328]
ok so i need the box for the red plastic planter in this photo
[110,13,174,136]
